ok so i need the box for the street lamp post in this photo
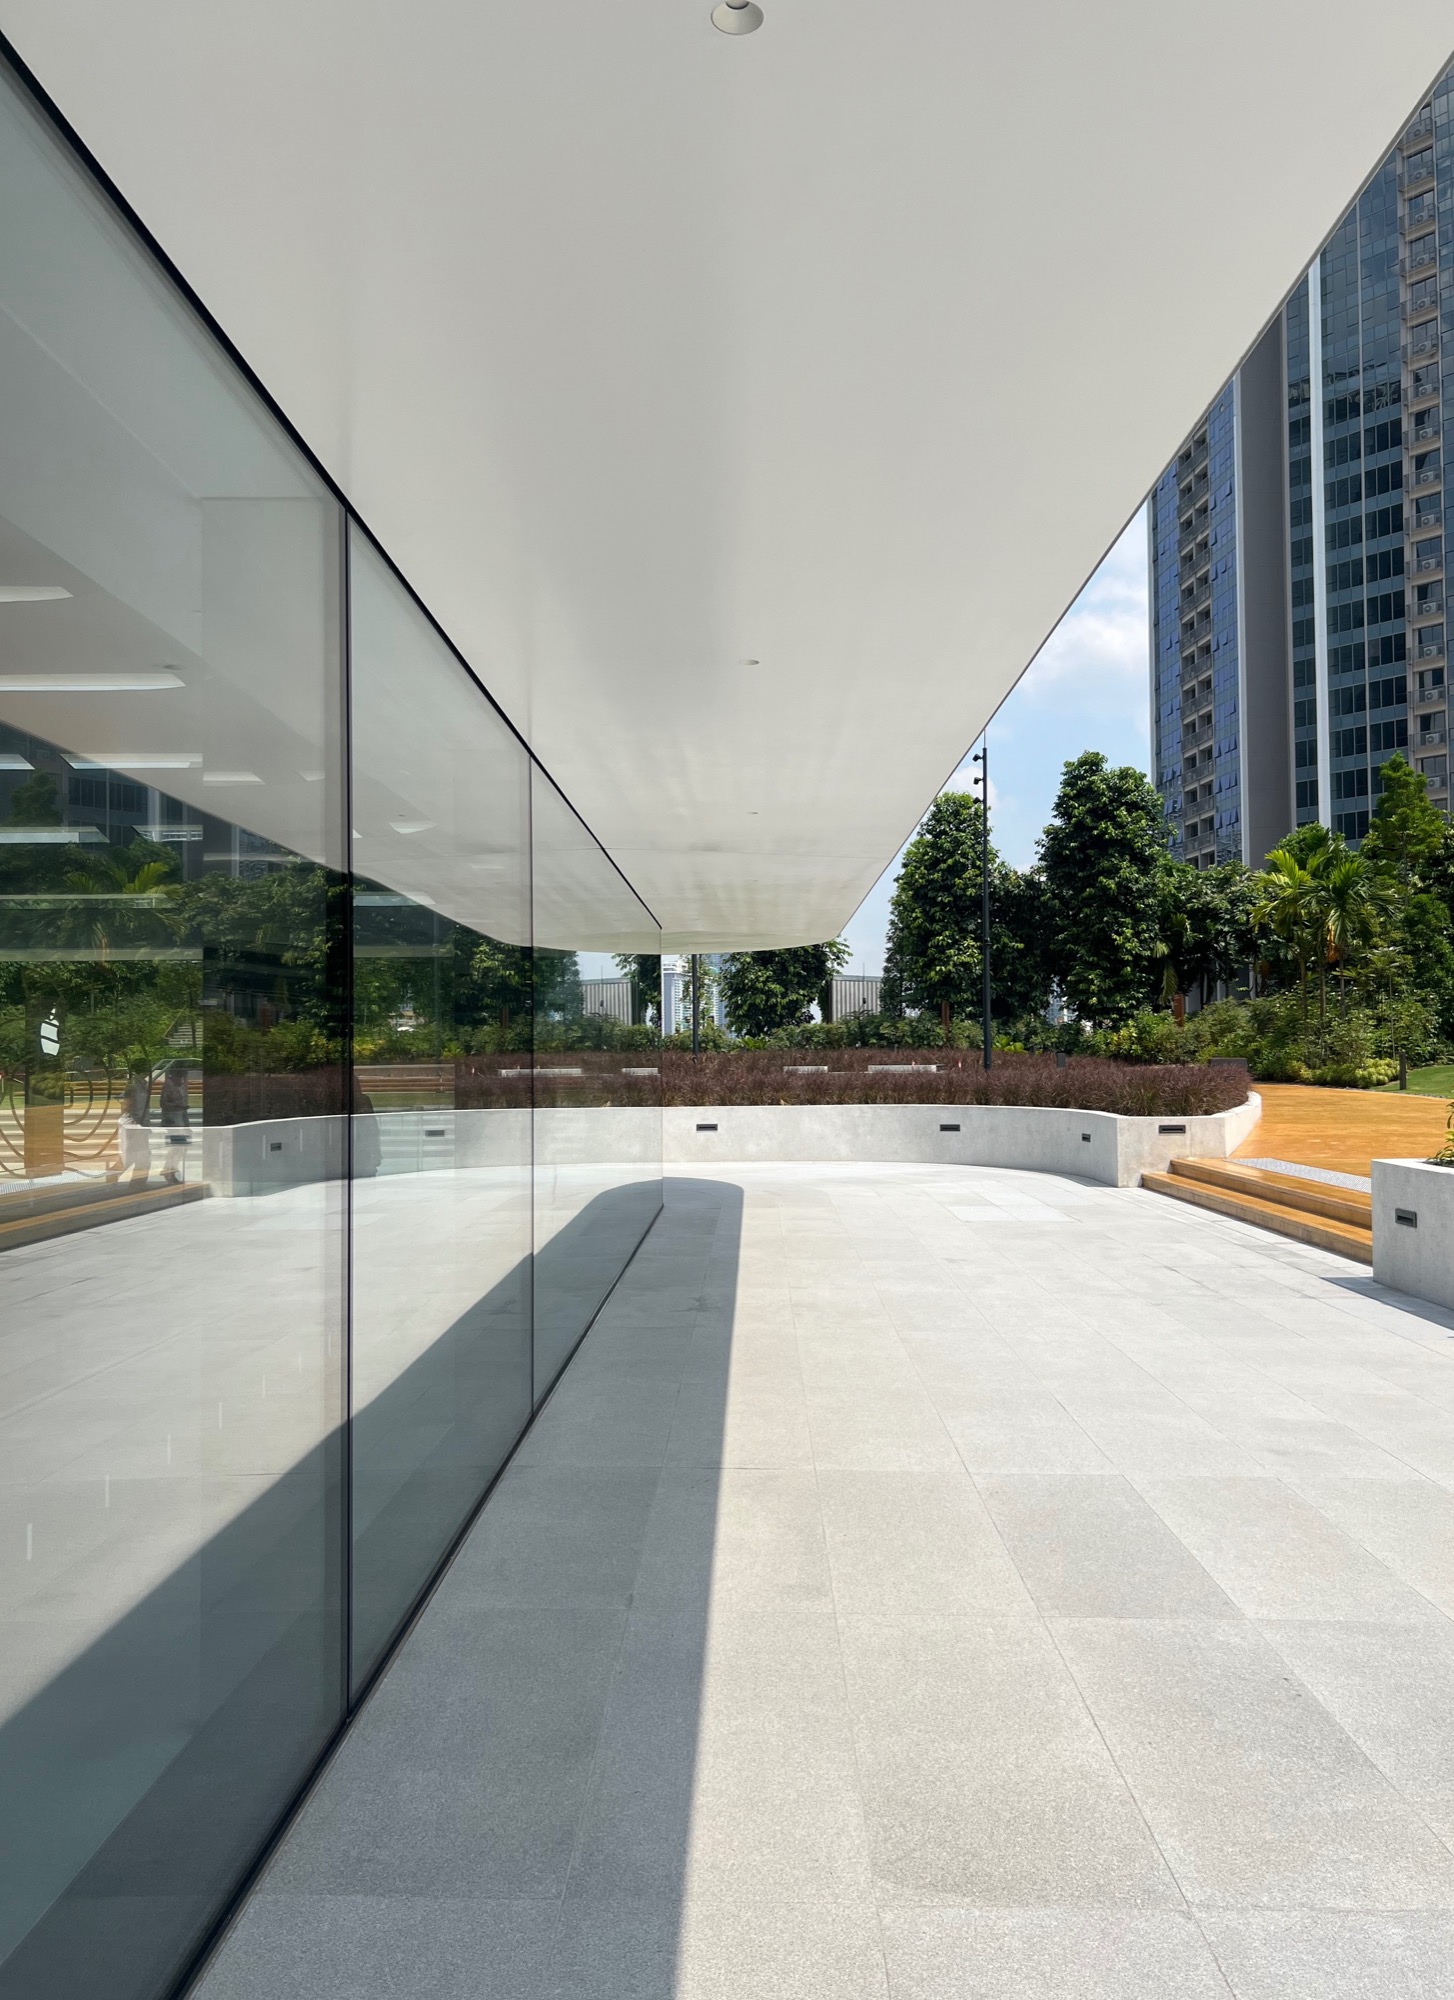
[971,741,992,1071]
[690,952,701,1058]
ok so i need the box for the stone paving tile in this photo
[197,1164,1454,1999]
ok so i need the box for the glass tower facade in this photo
[0,52,662,2000]
[1150,385,1243,866]
[1152,82,1452,855]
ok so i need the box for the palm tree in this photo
[60,844,181,957]
[1253,847,1319,1023]
[1318,854,1394,1012]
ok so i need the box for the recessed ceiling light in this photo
[389,818,437,835]
[300,770,325,782]
[0,753,33,770]
[202,771,263,785]
[0,669,183,691]
[712,0,763,30]
[65,752,202,769]
[0,586,72,603]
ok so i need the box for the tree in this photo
[719,943,849,1037]
[613,952,663,1027]
[988,863,1052,1024]
[1253,846,1320,1022]
[1363,754,1446,887]
[1154,860,1258,1018]
[1038,753,1167,1027]
[1318,853,1393,1011]
[882,792,988,1037]
[5,768,63,826]
[470,941,581,1030]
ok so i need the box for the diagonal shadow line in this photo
[0,1174,667,2000]
[191,1171,744,2000]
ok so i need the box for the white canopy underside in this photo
[0,1,1446,946]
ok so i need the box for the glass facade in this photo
[0,53,660,2000]
[1152,80,1454,848]
[1149,383,1242,867]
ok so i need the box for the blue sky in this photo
[839,508,1152,975]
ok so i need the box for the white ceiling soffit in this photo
[0,4,1446,949]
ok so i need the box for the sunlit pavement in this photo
[200,1163,1454,2000]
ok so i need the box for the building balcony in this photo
[1415,653,1447,677]
[1418,726,1449,748]
[1400,158,1437,192]
[1405,330,1440,360]
[1411,463,1443,488]
[1412,415,1441,443]
[1411,549,1444,574]
[1402,200,1438,234]
[1401,248,1438,276]
[1407,375,1441,408]
[1414,503,1444,531]
[1415,596,1447,620]
[1402,295,1439,325]
[1403,112,1435,147]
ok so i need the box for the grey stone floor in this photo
[197,1163,1454,1999]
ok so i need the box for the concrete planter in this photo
[194,1095,1261,1196]
[664,1094,1261,1189]
[1373,1158,1454,1312]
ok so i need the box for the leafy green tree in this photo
[1038,753,1168,1026]
[1363,754,1446,886]
[988,863,1052,1025]
[614,952,663,1026]
[5,768,63,826]
[882,792,988,1036]
[720,943,849,1037]
[1154,860,1258,1017]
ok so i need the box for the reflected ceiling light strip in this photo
[388,818,436,834]
[64,752,202,769]
[0,669,184,690]
[0,585,72,602]
[0,825,106,843]
[201,771,263,784]
[0,753,34,769]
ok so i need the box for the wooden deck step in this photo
[1141,1166,1372,1263]
[0,1180,205,1253]
[1167,1157,1372,1229]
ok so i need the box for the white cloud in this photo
[1015,511,1149,726]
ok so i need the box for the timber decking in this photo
[1232,1081,1448,1180]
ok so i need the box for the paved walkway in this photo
[201,1162,1454,1999]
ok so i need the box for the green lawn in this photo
[1378,1063,1454,1097]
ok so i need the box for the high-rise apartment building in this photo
[1151,77,1453,865]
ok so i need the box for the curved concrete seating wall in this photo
[199,1096,1261,1194]
[663,1096,1262,1188]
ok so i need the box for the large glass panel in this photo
[530,769,662,1394]
[0,59,347,2000]
[347,535,532,1691]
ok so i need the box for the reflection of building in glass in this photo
[1151,81,1452,860]
[0,53,662,2000]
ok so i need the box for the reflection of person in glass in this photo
[159,1061,191,1186]
[110,1072,153,1186]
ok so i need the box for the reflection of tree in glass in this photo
[5,767,63,826]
